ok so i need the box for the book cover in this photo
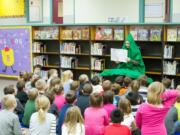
[95,26,103,40]
[130,30,138,40]
[82,28,89,40]
[150,29,161,41]
[62,30,73,40]
[95,27,113,40]
[73,29,81,40]
[167,28,177,41]
[103,28,113,40]
[114,28,124,40]
[138,29,149,41]
[177,28,180,41]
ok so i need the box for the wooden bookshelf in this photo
[31,25,180,85]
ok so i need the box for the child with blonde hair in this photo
[47,69,58,87]
[119,98,137,132]
[35,79,47,95]
[0,94,22,135]
[62,106,85,135]
[29,95,56,135]
[62,70,73,94]
[136,82,179,135]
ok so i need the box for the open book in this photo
[111,48,128,62]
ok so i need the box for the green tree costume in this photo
[100,33,153,83]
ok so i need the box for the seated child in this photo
[119,77,132,96]
[57,91,77,135]
[70,81,80,95]
[53,82,66,112]
[84,93,109,135]
[103,90,116,119]
[3,85,24,118]
[35,79,47,95]
[112,83,121,107]
[0,94,22,135]
[138,75,148,102]
[47,69,58,87]
[119,98,137,131]
[16,80,28,107]
[62,70,73,94]
[44,91,59,118]
[91,75,103,93]
[104,109,131,135]
[62,106,85,135]
[29,95,56,135]
[76,83,93,116]
[78,74,89,95]
[102,80,112,92]
[22,88,38,127]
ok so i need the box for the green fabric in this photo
[117,33,145,74]
[22,100,36,126]
[100,33,153,84]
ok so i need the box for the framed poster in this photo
[28,0,43,22]
[0,0,25,17]
[0,27,32,78]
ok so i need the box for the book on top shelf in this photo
[114,28,124,40]
[138,29,149,41]
[81,28,89,40]
[73,29,81,40]
[130,30,138,40]
[62,30,73,40]
[150,29,161,41]
[95,26,113,40]
[167,28,177,41]
[177,28,180,41]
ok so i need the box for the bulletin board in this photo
[0,0,25,17]
[0,27,32,78]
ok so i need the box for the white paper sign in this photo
[111,48,127,62]
[145,3,163,18]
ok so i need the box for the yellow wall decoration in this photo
[0,0,25,17]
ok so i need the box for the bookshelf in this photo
[31,25,180,86]
[60,26,91,79]
[32,26,60,78]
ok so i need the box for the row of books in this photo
[33,42,47,53]
[91,58,105,70]
[91,43,106,55]
[130,29,161,41]
[60,42,81,54]
[33,55,48,66]
[60,56,78,68]
[164,45,174,59]
[163,61,178,75]
[95,27,124,40]
[34,27,59,39]
[62,28,89,40]
[167,28,180,41]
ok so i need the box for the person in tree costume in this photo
[100,33,153,83]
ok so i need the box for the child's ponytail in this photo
[38,108,46,123]
[36,95,50,123]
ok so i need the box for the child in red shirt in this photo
[104,109,131,135]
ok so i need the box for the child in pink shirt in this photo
[85,92,109,135]
[103,91,116,119]
[53,82,66,112]
[136,82,179,135]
